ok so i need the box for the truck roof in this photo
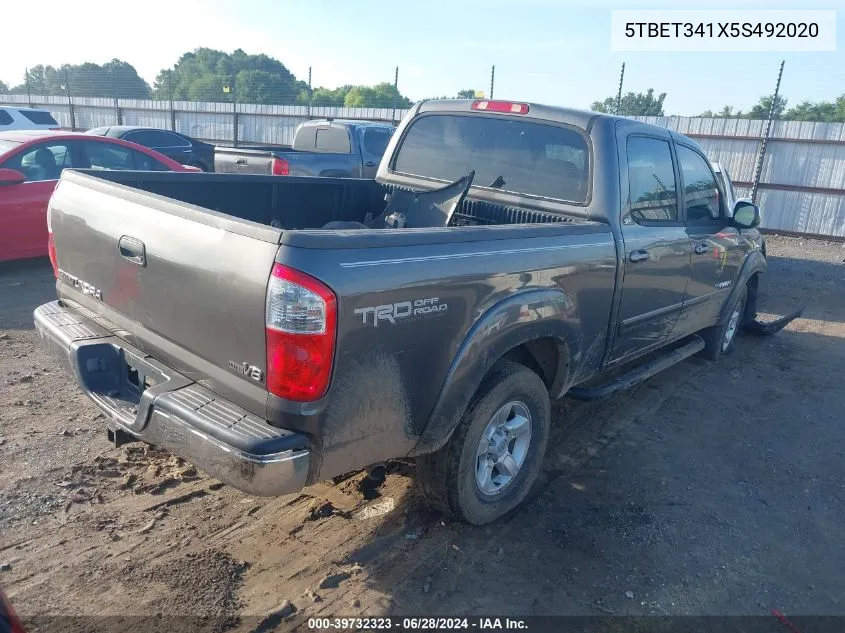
[415,99,703,152]
[300,119,394,129]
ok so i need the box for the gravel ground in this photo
[1,235,844,632]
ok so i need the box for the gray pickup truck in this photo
[214,119,395,178]
[36,99,793,525]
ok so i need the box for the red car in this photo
[0,130,196,262]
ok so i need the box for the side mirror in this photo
[733,200,761,229]
[0,168,26,186]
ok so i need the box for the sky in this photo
[0,0,842,115]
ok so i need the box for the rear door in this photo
[0,140,77,260]
[675,144,745,334]
[358,126,393,178]
[612,134,693,364]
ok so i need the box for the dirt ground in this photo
[1,235,844,632]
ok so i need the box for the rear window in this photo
[393,114,590,203]
[314,127,351,153]
[0,110,13,126]
[19,110,58,125]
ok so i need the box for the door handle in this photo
[118,235,146,267]
[364,161,377,167]
[694,242,711,255]
[629,249,650,263]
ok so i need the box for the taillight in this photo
[265,264,336,401]
[272,157,290,176]
[48,232,58,278]
[471,100,530,114]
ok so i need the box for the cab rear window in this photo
[393,113,590,204]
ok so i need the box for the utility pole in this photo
[751,60,785,204]
[615,62,625,115]
[489,65,495,100]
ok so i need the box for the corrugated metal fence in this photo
[2,93,844,238]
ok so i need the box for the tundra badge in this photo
[58,269,103,301]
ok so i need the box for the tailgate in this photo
[214,147,276,175]
[49,170,281,417]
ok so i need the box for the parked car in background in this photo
[0,106,60,131]
[0,130,196,262]
[85,126,215,172]
[215,119,395,178]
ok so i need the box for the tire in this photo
[417,360,551,525]
[700,285,748,360]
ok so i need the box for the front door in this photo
[612,135,692,364]
[674,144,745,335]
[0,141,75,261]
[359,127,393,178]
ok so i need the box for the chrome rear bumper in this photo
[34,300,310,497]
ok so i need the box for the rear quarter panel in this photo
[278,223,617,478]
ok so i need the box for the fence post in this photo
[64,70,76,131]
[24,68,33,108]
[307,66,312,119]
[168,70,176,132]
[751,60,785,204]
[615,62,625,115]
[112,67,122,125]
[392,66,399,123]
[231,76,239,148]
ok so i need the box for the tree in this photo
[591,88,666,116]
[456,89,476,99]
[698,105,744,118]
[784,96,845,122]
[152,48,308,105]
[11,60,150,98]
[746,94,787,120]
[0,80,7,93]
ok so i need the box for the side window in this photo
[124,131,162,148]
[3,143,74,182]
[677,145,722,224]
[135,130,189,148]
[626,137,678,223]
[81,142,169,171]
[314,127,351,153]
[130,148,170,171]
[360,127,393,156]
[0,110,14,126]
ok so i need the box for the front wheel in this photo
[700,285,747,360]
[417,360,550,525]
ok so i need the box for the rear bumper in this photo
[34,300,311,497]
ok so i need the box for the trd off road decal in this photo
[354,297,448,327]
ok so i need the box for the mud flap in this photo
[743,307,804,336]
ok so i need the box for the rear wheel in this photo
[701,285,747,360]
[417,360,550,525]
